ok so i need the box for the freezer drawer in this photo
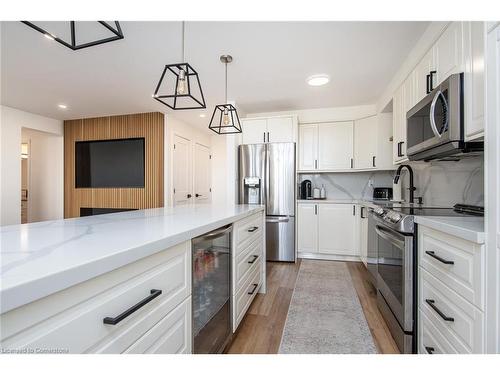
[266,216,295,262]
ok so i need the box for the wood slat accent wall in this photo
[64,112,164,218]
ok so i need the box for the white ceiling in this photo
[1,21,429,132]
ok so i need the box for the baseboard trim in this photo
[298,252,361,262]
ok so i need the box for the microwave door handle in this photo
[429,90,449,138]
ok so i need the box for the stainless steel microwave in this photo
[406,73,483,161]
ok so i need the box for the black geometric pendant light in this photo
[152,22,206,110]
[208,55,242,135]
[21,21,124,51]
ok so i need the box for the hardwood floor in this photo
[226,259,399,354]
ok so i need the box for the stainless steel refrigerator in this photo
[238,143,295,262]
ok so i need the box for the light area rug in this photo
[279,260,377,354]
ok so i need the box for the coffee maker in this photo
[299,180,312,199]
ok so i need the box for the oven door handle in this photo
[429,90,448,138]
[375,225,405,249]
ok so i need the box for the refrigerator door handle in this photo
[266,217,290,223]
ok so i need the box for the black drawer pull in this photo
[425,346,435,354]
[425,299,454,322]
[425,251,454,265]
[103,289,162,325]
[247,226,258,233]
[248,283,259,295]
[248,255,259,264]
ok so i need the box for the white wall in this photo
[164,114,212,206]
[21,128,64,223]
[0,105,63,226]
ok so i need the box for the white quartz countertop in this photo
[414,216,485,244]
[0,204,264,314]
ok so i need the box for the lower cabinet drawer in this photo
[233,262,261,332]
[419,268,484,353]
[418,309,459,354]
[124,297,192,354]
[234,212,263,252]
[234,236,262,292]
[0,242,191,354]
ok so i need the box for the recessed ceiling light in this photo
[58,104,67,109]
[199,114,206,118]
[307,74,330,87]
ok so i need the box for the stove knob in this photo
[390,213,402,223]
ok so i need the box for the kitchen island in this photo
[0,204,265,353]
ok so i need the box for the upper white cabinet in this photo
[318,121,354,170]
[433,22,464,86]
[414,49,435,103]
[241,115,297,144]
[298,124,318,170]
[354,116,377,169]
[392,84,407,164]
[464,22,485,140]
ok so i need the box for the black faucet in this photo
[393,164,417,204]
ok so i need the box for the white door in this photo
[318,204,356,256]
[414,48,435,103]
[464,21,485,140]
[298,124,318,171]
[318,121,353,170]
[434,22,464,85]
[297,203,318,253]
[172,135,192,205]
[242,118,268,144]
[354,116,377,169]
[266,117,294,143]
[193,143,211,203]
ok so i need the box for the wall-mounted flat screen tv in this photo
[75,138,145,188]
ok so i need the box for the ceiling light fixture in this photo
[199,114,206,118]
[152,21,206,110]
[307,74,330,87]
[208,55,242,135]
[21,21,124,51]
[58,104,67,109]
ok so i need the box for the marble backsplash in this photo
[298,155,484,207]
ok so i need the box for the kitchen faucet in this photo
[393,164,418,204]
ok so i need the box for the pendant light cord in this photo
[181,21,185,62]
[225,61,228,103]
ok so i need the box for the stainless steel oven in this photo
[372,213,415,353]
[406,73,482,161]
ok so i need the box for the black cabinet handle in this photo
[248,283,259,295]
[263,132,266,143]
[315,159,318,169]
[187,194,192,198]
[267,132,270,143]
[361,206,366,219]
[425,299,454,322]
[314,204,318,215]
[425,346,435,354]
[247,226,258,233]
[195,193,202,197]
[425,251,454,265]
[397,141,404,157]
[372,156,376,167]
[350,158,354,169]
[353,205,356,216]
[429,70,437,91]
[103,289,162,325]
[426,74,431,94]
[248,255,259,264]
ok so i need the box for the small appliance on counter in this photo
[373,187,393,201]
[299,180,312,200]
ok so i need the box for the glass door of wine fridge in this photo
[192,225,232,353]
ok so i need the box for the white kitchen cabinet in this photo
[318,204,356,255]
[297,203,319,253]
[434,22,464,86]
[359,205,369,267]
[464,21,485,140]
[241,116,297,144]
[414,48,435,104]
[392,84,407,164]
[354,116,377,169]
[241,118,268,144]
[318,121,354,170]
[298,124,318,170]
